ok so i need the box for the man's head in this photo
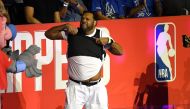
[80,11,97,34]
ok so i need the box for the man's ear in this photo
[94,20,97,26]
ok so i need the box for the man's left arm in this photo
[108,41,123,55]
[96,28,123,55]
[154,0,162,16]
[96,37,123,55]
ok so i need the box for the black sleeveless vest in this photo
[67,29,106,60]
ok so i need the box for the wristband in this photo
[108,38,113,45]
[63,2,69,7]
[104,38,113,49]
[61,31,68,40]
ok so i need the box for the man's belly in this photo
[68,56,103,81]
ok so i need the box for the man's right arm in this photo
[45,24,78,40]
[25,6,41,24]
[91,0,110,20]
[154,0,162,16]
[59,1,69,19]
[95,11,111,20]
[127,4,145,18]
[45,24,68,40]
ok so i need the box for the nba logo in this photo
[155,23,176,82]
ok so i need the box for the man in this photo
[161,0,189,16]
[126,0,162,18]
[24,0,61,23]
[91,0,125,20]
[45,11,123,109]
[59,0,87,22]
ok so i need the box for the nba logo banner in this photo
[155,23,176,82]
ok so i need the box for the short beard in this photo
[81,24,94,34]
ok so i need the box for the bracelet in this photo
[63,2,69,7]
[108,38,113,45]
[104,38,114,49]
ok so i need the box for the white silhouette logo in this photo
[155,23,176,82]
